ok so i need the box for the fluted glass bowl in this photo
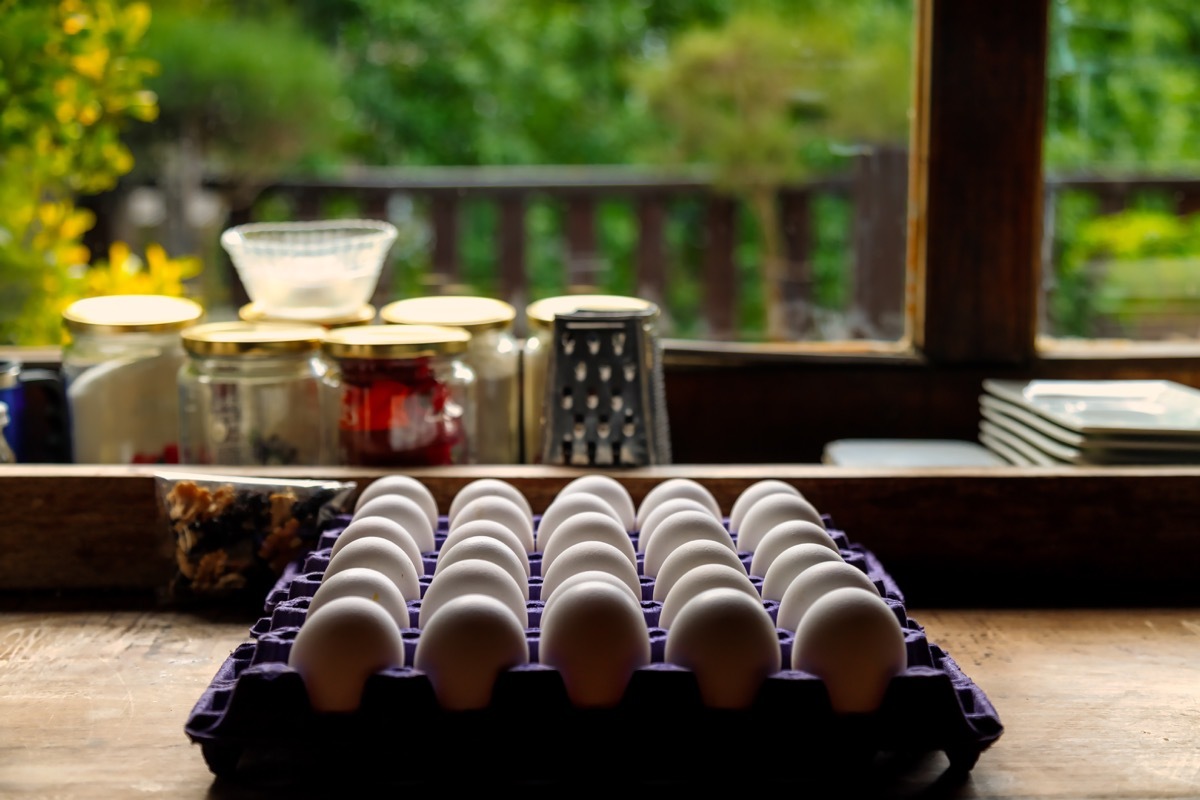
[221,220,398,321]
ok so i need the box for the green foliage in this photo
[133,4,350,176]
[0,0,160,344]
[1056,207,1200,335]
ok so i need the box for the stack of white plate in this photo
[978,379,1200,466]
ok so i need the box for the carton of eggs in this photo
[191,474,1002,783]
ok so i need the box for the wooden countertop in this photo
[1,604,1197,797]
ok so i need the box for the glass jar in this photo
[522,294,659,463]
[322,324,476,466]
[238,301,377,328]
[62,295,204,464]
[379,296,519,463]
[179,321,332,465]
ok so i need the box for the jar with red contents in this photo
[321,325,476,466]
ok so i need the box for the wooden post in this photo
[702,195,737,340]
[565,195,600,291]
[852,146,910,341]
[497,194,527,317]
[635,196,669,319]
[780,189,814,338]
[429,193,460,292]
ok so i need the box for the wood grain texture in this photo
[0,607,1196,797]
[916,0,1049,364]
[2,465,1200,606]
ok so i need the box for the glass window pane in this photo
[1042,0,1200,343]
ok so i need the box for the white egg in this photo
[323,536,421,602]
[664,587,781,710]
[419,558,528,628]
[288,595,405,712]
[449,495,535,553]
[635,478,722,530]
[748,520,840,579]
[653,539,747,602]
[435,535,530,600]
[555,474,636,531]
[792,586,907,714]
[760,543,846,603]
[330,516,425,577]
[535,493,625,551]
[541,569,642,621]
[307,566,412,629]
[539,511,637,576]
[539,580,650,708]
[728,480,802,535]
[736,492,825,553]
[538,540,643,602]
[438,519,531,575]
[776,560,880,632]
[413,593,530,711]
[636,497,718,554]
[448,479,533,526]
[353,475,439,532]
[352,494,436,553]
[658,563,761,629]
[642,509,736,578]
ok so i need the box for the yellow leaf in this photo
[71,48,109,82]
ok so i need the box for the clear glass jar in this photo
[522,294,659,463]
[379,296,519,463]
[179,322,333,465]
[238,301,377,328]
[62,295,204,464]
[322,324,476,466]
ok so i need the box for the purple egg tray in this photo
[185,513,1003,785]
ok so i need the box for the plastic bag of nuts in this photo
[155,471,355,604]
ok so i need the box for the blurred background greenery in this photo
[3,0,1199,345]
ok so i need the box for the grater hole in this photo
[587,334,601,355]
[595,441,613,465]
[599,363,612,382]
[586,388,599,410]
[597,417,610,439]
[586,440,598,463]
[611,395,624,412]
[624,363,637,381]
[561,386,573,410]
[573,417,586,439]
[562,334,575,355]
[575,361,587,382]
[612,332,626,356]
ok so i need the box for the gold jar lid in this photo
[322,324,470,359]
[238,301,377,328]
[379,295,516,333]
[181,321,327,357]
[525,294,659,331]
[63,295,204,334]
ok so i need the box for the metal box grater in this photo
[539,308,671,467]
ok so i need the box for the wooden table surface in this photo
[1,603,1197,798]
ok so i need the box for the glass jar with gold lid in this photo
[379,296,518,463]
[178,321,332,465]
[321,324,476,466]
[62,294,204,464]
[522,294,659,463]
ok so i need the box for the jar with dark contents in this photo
[322,325,476,466]
[178,321,333,466]
[379,295,519,464]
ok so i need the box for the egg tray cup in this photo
[186,514,1003,786]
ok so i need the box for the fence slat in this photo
[703,195,737,340]
[430,193,460,291]
[497,194,527,314]
[635,196,668,315]
[781,190,814,338]
[852,146,909,340]
[565,196,599,291]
